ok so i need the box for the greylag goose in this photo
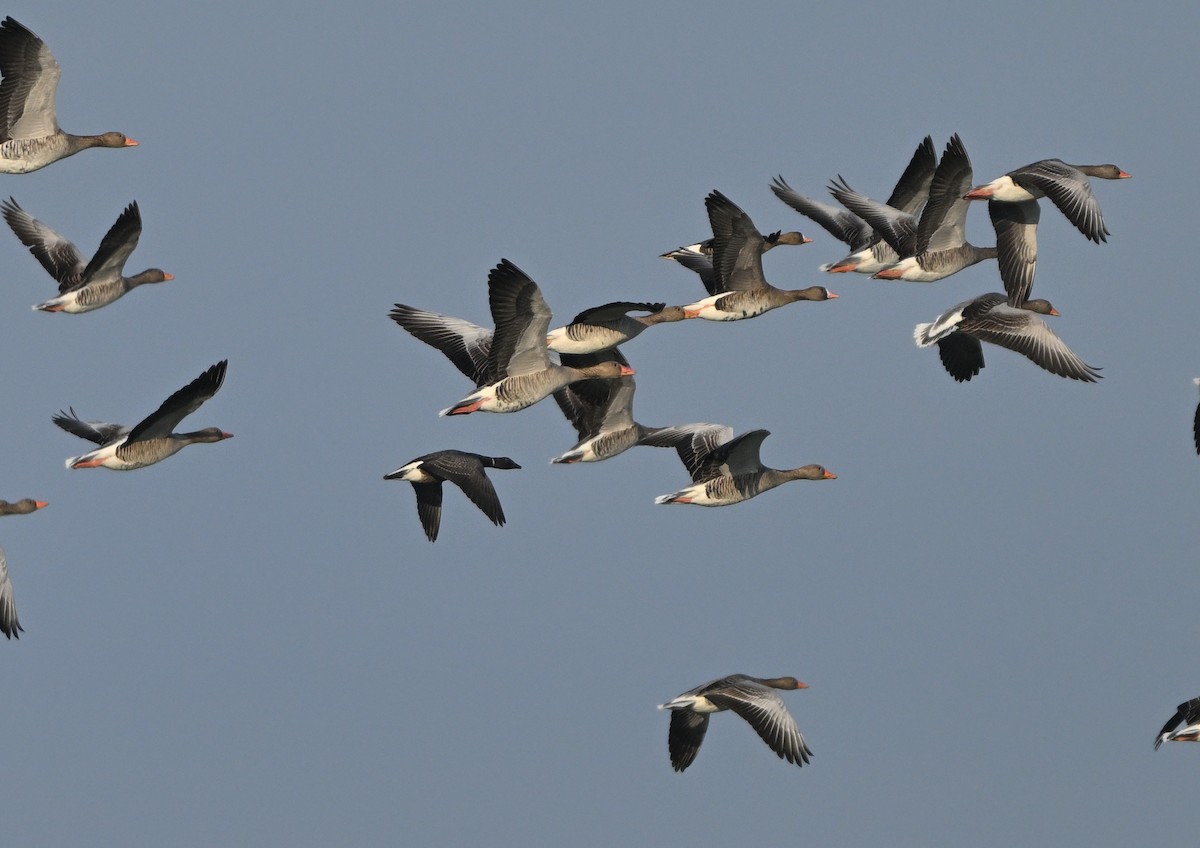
[384,451,520,542]
[550,347,730,463]
[436,260,634,416]
[0,498,47,639]
[965,159,1129,243]
[655,428,835,507]
[54,361,232,470]
[829,135,996,282]
[0,17,137,173]
[1155,696,1200,749]
[658,674,812,772]
[914,294,1100,382]
[678,191,837,321]
[2,198,172,313]
[545,301,690,354]
[772,134,937,274]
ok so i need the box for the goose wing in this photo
[0,17,61,143]
[705,190,769,292]
[77,201,141,287]
[126,360,228,443]
[389,304,494,387]
[989,199,1040,306]
[487,259,552,379]
[0,545,20,639]
[1,197,86,287]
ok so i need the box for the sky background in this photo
[2,2,1196,846]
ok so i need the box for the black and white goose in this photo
[384,451,520,542]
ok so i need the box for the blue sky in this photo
[3,2,1197,846]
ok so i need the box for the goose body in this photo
[434,260,634,416]
[55,361,232,470]
[914,294,1100,382]
[658,674,812,771]
[655,428,835,507]
[549,348,729,463]
[0,498,48,640]
[0,17,137,174]
[678,191,837,321]
[545,301,689,354]
[965,159,1129,244]
[2,198,172,313]
[384,451,520,542]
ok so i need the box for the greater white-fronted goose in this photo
[658,674,812,772]
[772,135,937,274]
[384,450,520,542]
[655,428,835,507]
[0,498,48,640]
[550,347,730,463]
[965,159,1130,243]
[0,17,137,174]
[545,301,691,354]
[2,198,172,313]
[437,260,634,415]
[830,135,996,282]
[1155,696,1200,749]
[914,294,1100,382]
[54,360,232,470]
[677,191,837,321]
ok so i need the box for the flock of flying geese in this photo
[0,17,232,641]
[0,15,1192,772]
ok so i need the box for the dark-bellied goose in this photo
[550,347,730,464]
[545,301,690,354]
[678,191,837,321]
[384,451,520,542]
[0,17,137,173]
[1155,696,1200,749]
[658,674,812,772]
[965,159,1129,243]
[914,294,1100,382]
[830,135,996,282]
[655,428,835,507]
[54,361,232,470]
[2,198,172,313]
[0,498,48,640]
[437,260,634,415]
[772,134,937,274]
